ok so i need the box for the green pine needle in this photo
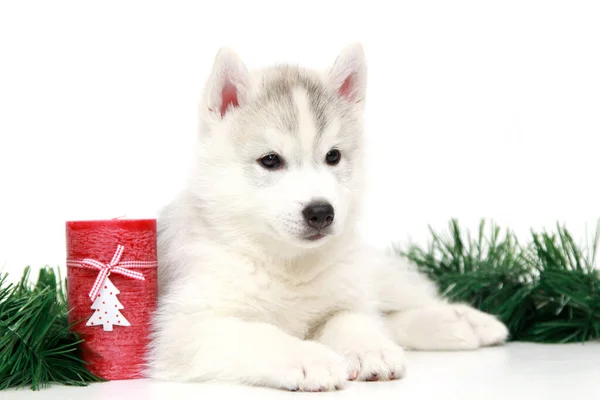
[398,219,600,344]
[0,266,103,390]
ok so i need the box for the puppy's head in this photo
[191,44,367,253]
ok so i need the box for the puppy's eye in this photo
[325,149,341,166]
[258,153,282,169]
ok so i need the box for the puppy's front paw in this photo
[276,341,347,392]
[344,338,406,382]
[315,313,407,382]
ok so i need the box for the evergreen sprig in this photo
[0,266,102,390]
[398,219,600,343]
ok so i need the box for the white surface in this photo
[1,1,600,279]
[5,343,599,399]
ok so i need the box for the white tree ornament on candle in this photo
[86,277,131,331]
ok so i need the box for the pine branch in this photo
[398,219,600,344]
[0,266,103,390]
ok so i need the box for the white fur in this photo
[147,43,509,391]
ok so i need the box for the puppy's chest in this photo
[244,269,357,339]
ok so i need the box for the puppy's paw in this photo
[387,303,509,351]
[344,338,406,382]
[276,341,347,392]
[314,313,407,382]
[453,304,509,347]
[387,305,481,350]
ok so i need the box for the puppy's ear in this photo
[202,47,253,119]
[327,43,367,103]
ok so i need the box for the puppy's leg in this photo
[374,253,509,350]
[313,312,406,382]
[385,303,509,350]
[147,316,347,392]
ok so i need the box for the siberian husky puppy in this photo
[147,44,508,391]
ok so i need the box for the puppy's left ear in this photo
[327,43,367,103]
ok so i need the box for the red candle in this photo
[65,219,158,380]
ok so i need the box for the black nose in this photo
[302,202,335,229]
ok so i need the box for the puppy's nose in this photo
[302,202,335,229]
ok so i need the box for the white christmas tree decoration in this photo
[86,276,131,331]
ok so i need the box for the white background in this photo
[1,0,599,280]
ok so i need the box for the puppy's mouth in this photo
[304,232,326,241]
[303,228,333,241]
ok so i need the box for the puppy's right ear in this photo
[202,47,253,120]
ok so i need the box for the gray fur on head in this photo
[187,44,368,258]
